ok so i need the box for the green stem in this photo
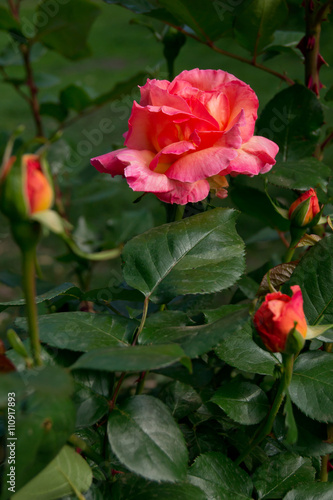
[175,204,185,221]
[108,297,150,409]
[284,245,296,263]
[131,296,149,346]
[320,454,329,482]
[68,434,106,467]
[136,371,148,395]
[236,354,294,465]
[22,246,42,366]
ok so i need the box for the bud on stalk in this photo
[253,285,307,354]
[288,188,320,228]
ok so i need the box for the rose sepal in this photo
[264,180,290,220]
[283,323,306,354]
[31,209,122,261]
[306,324,333,340]
[7,328,33,367]
[31,209,72,235]
[11,220,42,252]
[0,160,30,222]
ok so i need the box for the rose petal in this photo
[91,149,128,176]
[170,68,240,92]
[166,146,237,182]
[125,102,192,152]
[116,148,210,204]
[140,78,191,112]
[155,179,210,205]
[149,140,197,172]
[223,80,259,142]
[223,135,278,177]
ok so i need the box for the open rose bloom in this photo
[91,69,279,205]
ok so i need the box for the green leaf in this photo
[71,344,190,372]
[142,310,193,336]
[287,410,333,457]
[257,84,324,161]
[140,306,248,358]
[108,395,188,482]
[12,445,92,500]
[16,312,137,351]
[285,235,333,328]
[116,475,207,500]
[35,0,101,60]
[188,452,253,500]
[215,321,278,376]
[324,84,333,102]
[263,30,304,55]
[289,351,333,423]
[60,84,92,112]
[283,483,333,500]
[266,158,331,191]
[103,0,185,25]
[211,381,269,425]
[203,304,248,324]
[160,381,202,419]
[158,0,232,41]
[156,359,213,389]
[235,0,288,55]
[252,453,315,499]
[230,185,290,231]
[284,393,298,444]
[93,71,151,107]
[39,102,68,122]
[258,262,297,297]
[0,282,80,313]
[123,208,245,303]
[1,367,76,498]
[73,381,109,428]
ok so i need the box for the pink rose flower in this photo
[91,69,279,205]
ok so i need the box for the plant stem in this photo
[320,346,333,481]
[320,454,329,482]
[174,204,185,221]
[109,372,126,411]
[68,434,106,467]
[236,354,294,465]
[20,44,44,137]
[166,24,294,85]
[135,371,147,395]
[22,246,43,366]
[108,297,150,409]
[284,245,296,263]
[131,296,149,346]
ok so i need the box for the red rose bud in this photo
[288,188,320,227]
[253,285,307,353]
[24,154,54,214]
[0,154,53,221]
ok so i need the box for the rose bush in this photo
[91,69,279,204]
[253,285,307,353]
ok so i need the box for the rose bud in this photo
[288,188,320,227]
[253,285,307,354]
[0,154,53,222]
